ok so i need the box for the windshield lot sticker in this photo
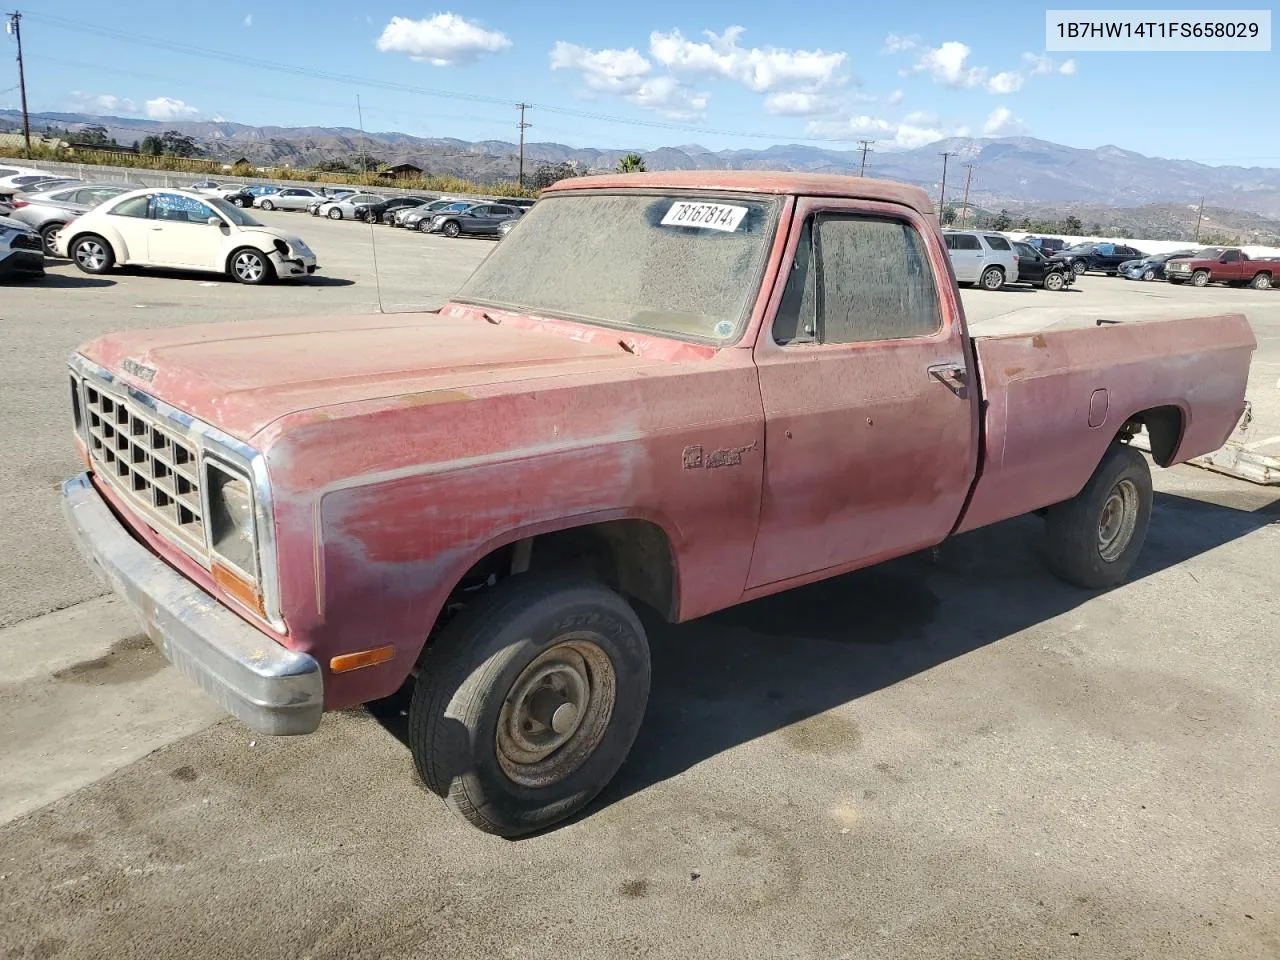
[661,201,748,232]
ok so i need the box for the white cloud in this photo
[882,33,920,54]
[375,14,512,66]
[903,110,939,125]
[892,124,948,149]
[764,91,839,116]
[806,114,893,137]
[629,76,707,120]
[69,91,138,114]
[1022,52,1076,76]
[145,97,200,120]
[243,13,252,26]
[649,26,845,93]
[550,41,650,92]
[983,105,1026,136]
[886,88,905,106]
[910,41,987,88]
[986,71,1024,94]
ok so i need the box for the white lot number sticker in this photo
[661,201,748,232]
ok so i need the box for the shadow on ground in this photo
[367,488,1278,824]
[19,273,115,289]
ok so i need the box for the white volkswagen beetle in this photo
[56,188,318,284]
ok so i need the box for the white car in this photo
[57,188,318,284]
[942,230,1021,290]
[316,193,384,220]
[255,187,326,211]
[188,180,241,196]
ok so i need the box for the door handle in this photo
[150,227,163,231]
[928,362,968,399]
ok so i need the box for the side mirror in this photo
[207,216,223,227]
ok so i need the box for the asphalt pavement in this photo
[1,217,1277,959]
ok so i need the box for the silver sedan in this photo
[316,193,386,220]
[8,182,133,255]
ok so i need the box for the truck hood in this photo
[78,311,668,442]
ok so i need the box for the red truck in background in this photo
[1165,247,1279,288]
[62,172,1255,836]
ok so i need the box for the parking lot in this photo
[2,212,1278,959]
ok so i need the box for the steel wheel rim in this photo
[1097,478,1139,562]
[496,635,617,788]
[76,240,105,270]
[1193,273,1208,286]
[42,228,60,256]
[1046,273,1063,290]
[983,270,1001,289]
[234,251,264,282]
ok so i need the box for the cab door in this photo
[945,232,983,281]
[1220,249,1244,281]
[747,198,979,590]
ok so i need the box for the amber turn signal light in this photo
[330,645,396,674]
[212,561,265,618]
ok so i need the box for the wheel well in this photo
[1115,405,1185,466]
[433,520,678,641]
[225,245,270,272]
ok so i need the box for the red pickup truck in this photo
[62,172,1254,836]
[1165,247,1278,288]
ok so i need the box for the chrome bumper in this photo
[61,473,322,735]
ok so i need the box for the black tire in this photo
[70,234,115,274]
[227,247,274,285]
[39,221,65,257]
[232,197,248,208]
[1142,268,1156,281]
[417,219,433,233]
[1071,260,1087,276]
[979,265,1005,291]
[442,220,461,239]
[1168,277,1184,285]
[327,207,343,220]
[1250,272,1272,290]
[259,199,275,211]
[1191,270,1210,287]
[408,573,651,837]
[1043,444,1153,590]
[364,210,378,224]
[1043,271,1066,291]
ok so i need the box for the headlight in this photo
[206,459,256,576]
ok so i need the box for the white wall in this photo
[1006,231,1280,259]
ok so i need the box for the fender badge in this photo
[122,358,157,382]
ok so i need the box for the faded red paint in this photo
[76,173,1255,713]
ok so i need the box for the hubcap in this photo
[234,252,263,281]
[1097,478,1139,562]
[76,240,104,270]
[496,636,617,788]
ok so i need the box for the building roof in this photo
[544,170,935,218]
[386,162,424,172]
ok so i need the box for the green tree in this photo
[130,140,140,152]
[314,158,354,173]
[159,131,199,157]
[532,161,579,190]
[1017,216,1032,231]
[616,152,646,173]
[1062,215,1082,234]
[139,135,164,157]
[991,208,1013,231]
[940,204,957,226]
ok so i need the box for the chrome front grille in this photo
[80,376,207,556]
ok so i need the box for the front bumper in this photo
[269,250,319,278]
[62,473,322,735]
[0,248,44,278]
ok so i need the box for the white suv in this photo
[943,230,1020,290]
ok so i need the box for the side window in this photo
[817,215,943,345]
[983,235,1012,251]
[950,233,980,250]
[1222,250,1240,263]
[109,195,152,219]
[773,218,817,345]
[1097,243,1115,255]
[153,193,217,224]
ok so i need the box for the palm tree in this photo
[616,153,646,173]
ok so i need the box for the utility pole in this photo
[516,103,531,189]
[1193,196,1205,242]
[6,11,30,156]
[937,151,957,216]
[958,163,974,227]
[355,94,370,183]
[856,139,875,177]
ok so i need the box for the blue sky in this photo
[8,1,1278,165]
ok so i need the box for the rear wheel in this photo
[1251,272,1272,290]
[70,234,114,274]
[39,222,65,257]
[1043,271,1066,291]
[408,574,650,837]
[1192,270,1211,287]
[980,266,1005,291]
[1043,444,1152,589]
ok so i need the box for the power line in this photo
[958,163,974,227]
[937,151,957,215]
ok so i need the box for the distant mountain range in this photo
[5,108,1280,217]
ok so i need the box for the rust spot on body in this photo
[1031,335,1048,349]
[1005,366,1024,377]
[400,390,473,407]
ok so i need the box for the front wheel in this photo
[1071,261,1087,276]
[979,266,1005,290]
[1192,270,1211,287]
[442,220,461,239]
[408,574,651,837]
[1043,271,1066,291]
[259,199,275,211]
[1251,273,1272,290]
[70,234,115,274]
[1043,444,1152,589]
[327,208,342,220]
[229,247,274,285]
[1142,268,1156,281]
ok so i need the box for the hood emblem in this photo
[122,358,157,382]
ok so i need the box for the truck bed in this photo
[956,314,1255,533]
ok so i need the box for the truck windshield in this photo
[454,192,781,342]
